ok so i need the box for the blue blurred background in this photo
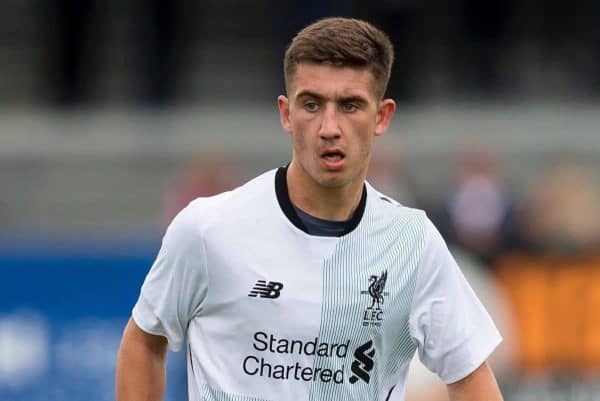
[1,1,600,400]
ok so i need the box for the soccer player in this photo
[116,17,504,401]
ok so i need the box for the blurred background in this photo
[1,1,599,400]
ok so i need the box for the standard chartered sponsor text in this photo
[243,331,350,383]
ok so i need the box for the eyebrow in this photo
[295,90,325,101]
[295,90,368,104]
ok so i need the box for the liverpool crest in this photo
[360,271,389,327]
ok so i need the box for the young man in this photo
[116,17,504,401]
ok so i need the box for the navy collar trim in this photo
[274,164,367,236]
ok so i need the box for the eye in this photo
[304,102,319,112]
[341,102,358,113]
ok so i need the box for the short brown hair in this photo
[284,17,394,99]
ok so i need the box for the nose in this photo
[319,104,341,140]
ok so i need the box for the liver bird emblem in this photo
[361,270,388,310]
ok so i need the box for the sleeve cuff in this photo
[132,295,183,352]
[439,330,502,384]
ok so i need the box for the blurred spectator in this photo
[495,161,600,375]
[514,161,600,254]
[438,144,513,265]
[163,153,239,225]
[368,148,418,207]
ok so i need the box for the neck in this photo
[286,161,365,221]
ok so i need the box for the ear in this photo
[374,99,396,137]
[277,95,292,133]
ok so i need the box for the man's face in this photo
[278,62,396,191]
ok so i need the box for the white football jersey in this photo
[132,167,501,401]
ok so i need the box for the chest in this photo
[197,230,419,345]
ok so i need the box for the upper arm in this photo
[409,219,502,383]
[120,318,168,358]
[132,202,209,352]
[116,319,168,401]
[447,362,503,401]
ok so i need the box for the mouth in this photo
[320,150,345,162]
[320,150,346,170]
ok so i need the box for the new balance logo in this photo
[248,280,284,299]
[349,340,375,384]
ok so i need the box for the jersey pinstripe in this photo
[308,197,427,401]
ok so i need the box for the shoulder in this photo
[366,182,428,228]
[363,184,432,267]
[171,168,277,234]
